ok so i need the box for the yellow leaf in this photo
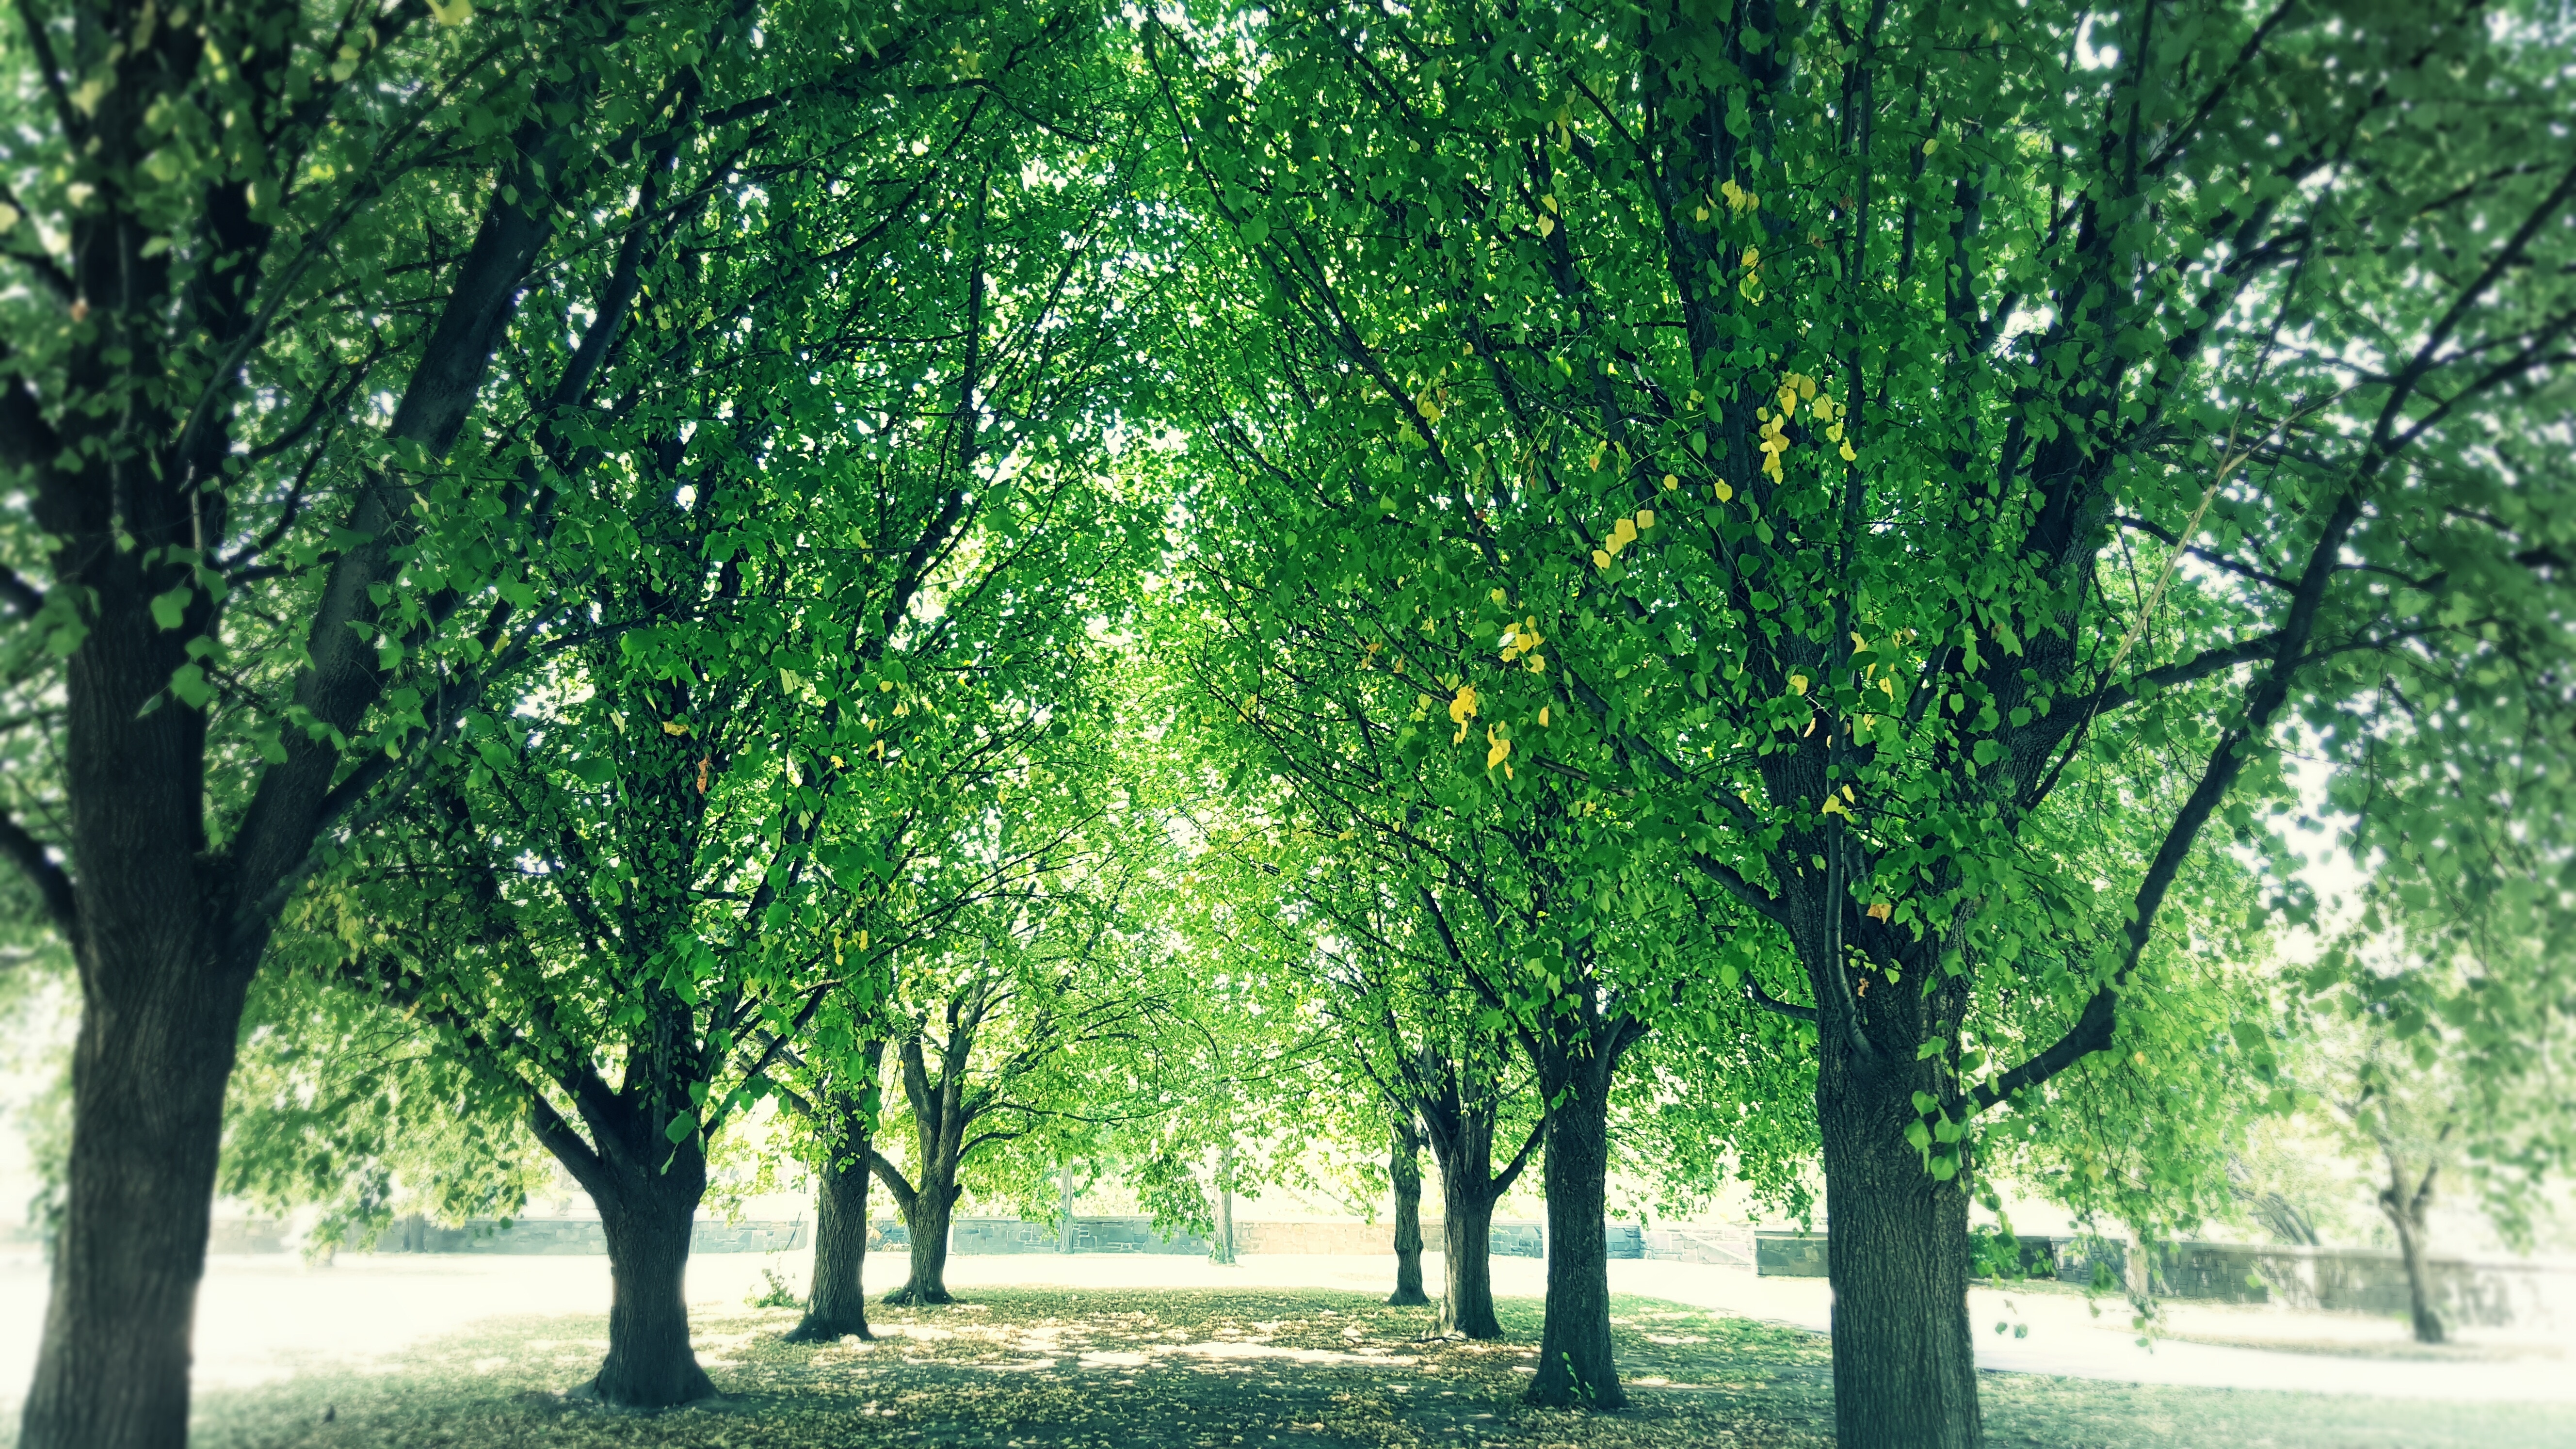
[1539,706,1550,727]
[1536,214,1556,239]
[1592,548,1612,569]
[1610,517,1639,548]
[1693,204,1710,222]
[662,720,691,736]
[1491,588,1508,604]
[1662,473,1678,490]
[1821,797,1852,819]
[1742,246,1760,270]
[1635,509,1655,531]
[879,679,895,692]
[1788,673,1810,695]
[1866,901,1893,922]
[1542,194,1560,214]
[1713,480,1735,502]
[1486,728,1511,771]
[1840,440,1858,462]
[1449,684,1478,725]
[427,0,472,23]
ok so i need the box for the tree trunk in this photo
[1527,1079,1621,1410]
[1211,1136,1239,1265]
[887,1178,956,1305]
[1818,1062,1980,1448]
[2383,1193,2446,1345]
[15,947,255,1449]
[1437,1170,1502,1337]
[593,1182,715,1406]
[1388,1118,1430,1307]
[787,1150,872,1342]
[1059,1160,1078,1253]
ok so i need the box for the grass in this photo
[137,1287,2559,1449]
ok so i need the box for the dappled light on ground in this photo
[138,1287,2565,1449]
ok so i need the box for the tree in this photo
[217,967,553,1260]
[297,8,1139,1399]
[0,0,988,1438]
[2300,759,2576,1343]
[1150,2,2576,1442]
[864,807,1181,1302]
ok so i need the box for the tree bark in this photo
[1526,1077,1622,1410]
[888,1177,957,1304]
[1388,1117,1430,1307]
[2379,1149,2446,1345]
[1437,1171,1501,1337]
[788,1143,873,1341]
[593,1184,715,1406]
[14,949,255,1449]
[1818,1060,1981,1448]
[1409,1050,1537,1340]
[2388,1209,2446,1345]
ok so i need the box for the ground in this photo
[134,1287,2563,1449]
[0,1250,2563,1447]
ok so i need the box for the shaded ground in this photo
[142,1287,2562,1449]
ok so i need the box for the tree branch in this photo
[0,809,77,940]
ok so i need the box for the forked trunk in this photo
[1388,1119,1430,1307]
[887,1178,955,1305]
[1818,1062,1980,1448]
[16,943,255,1449]
[1437,1173,1500,1337]
[593,1183,715,1406]
[1527,1082,1621,1410]
[788,1151,872,1342]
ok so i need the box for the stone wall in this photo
[918,1216,1553,1257]
[1752,1229,1830,1278]
[1643,1225,1755,1268]
[361,1216,807,1256]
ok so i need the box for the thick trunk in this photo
[593,1183,715,1406]
[887,1177,955,1305]
[2387,1208,2446,1345]
[16,944,254,1449]
[788,1153,872,1342]
[1437,1172,1501,1337]
[1527,1080,1621,1410]
[1818,1063,1981,1448]
[1388,1119,1430,1307]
